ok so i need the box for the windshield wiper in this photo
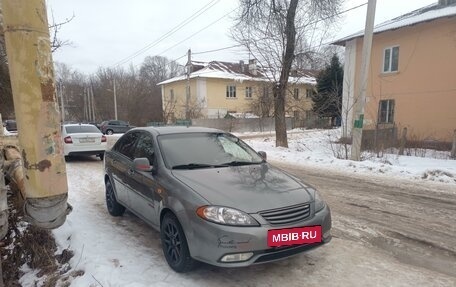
[172,163,228,170]
[221,161,263,166]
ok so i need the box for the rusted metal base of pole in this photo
[2,145,72,229]
[23,194,72,229]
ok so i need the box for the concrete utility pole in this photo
[350,0,377,161]
[185,49,191,120]
[2,0,71,228]
[113,78,118,120]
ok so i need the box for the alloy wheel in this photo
[106,182,115,212]
[163,221,182,264]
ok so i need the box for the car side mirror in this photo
[258,151,267,161]
[133,158,153,172]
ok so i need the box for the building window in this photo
[293,88,299,100]
[226,85,236,98]
[378,99,395,123]
[383,46,399,73]
[306,89,313,98]
[245,86,252,98]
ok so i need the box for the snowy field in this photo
[239,128,456,186]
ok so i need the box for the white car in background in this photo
[62,123,107,161]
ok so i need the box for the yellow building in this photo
[335,0,456,143]
[157,60,316,122]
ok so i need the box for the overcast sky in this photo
[46,0,437,74]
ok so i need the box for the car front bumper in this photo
[186,204,332,267]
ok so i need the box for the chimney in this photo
[240,60,245,73]
[248,59,257,75]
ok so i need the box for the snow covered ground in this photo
[239,128,456,186]
[16,128,456,286]
[21,159,455,287]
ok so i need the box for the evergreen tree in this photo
[312,54,343,125]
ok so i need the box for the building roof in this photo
[333,2,456,45]
[157,60,317,86]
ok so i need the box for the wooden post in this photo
[451,129,456,159]
[399,127,407,156]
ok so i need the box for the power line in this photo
[121,2,368,70]
[112,0,221,67]
[183,2,367,60]
[192,44,244,55]
[314,2,368,26]
[156,6,239,57]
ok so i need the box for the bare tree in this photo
[54,62,87,122]
[232,0,341,147]
[139,56,184,124]
[48,10,75,52]
[0,9,74,119]
[249,83,274,118]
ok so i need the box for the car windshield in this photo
[65,125,100,134]
[158,133,263,169]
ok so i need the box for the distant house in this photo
[334,0,456,143]
[157,59,317,123]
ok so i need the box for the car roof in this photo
[63,123,97,127]
[134,126,224,135]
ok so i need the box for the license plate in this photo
[267,226,322,247]
[79,138,95,143]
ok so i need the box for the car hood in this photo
[171,163,313,213]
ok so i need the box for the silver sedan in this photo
[103,127,331,272]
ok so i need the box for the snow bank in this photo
[243,129,456,185]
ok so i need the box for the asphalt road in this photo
[271,160,456,278]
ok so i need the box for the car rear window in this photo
[65,125,100,134]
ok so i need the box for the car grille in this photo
[259,203,311,225]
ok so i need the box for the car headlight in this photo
[196,206,259,226]
[314,190,326,212]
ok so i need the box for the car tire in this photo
[160,213,197,273]
[105,180,125,216]
[64,155,70,161]
[106,129,114,135]
[99,153,104,161]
